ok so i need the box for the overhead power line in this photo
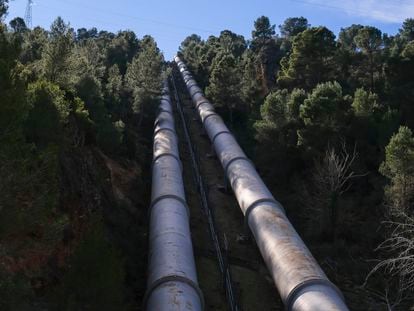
[52,0,221,34]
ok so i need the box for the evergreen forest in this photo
[1,0,414,309]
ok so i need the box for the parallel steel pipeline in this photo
[174,56,349,311]
[145,81,204,311]
[170,73,239,311]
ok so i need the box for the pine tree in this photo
[354,26,383,90]
[125,36,163,127]
[250,16,280,93]
[205,51,243,125]
[42,17,75,88]
[25,80,70,147]
[380,126,414,214]
[278,27,337,90]
[352,88,378,117]
[105,64,124,120]
[298,81,351,152]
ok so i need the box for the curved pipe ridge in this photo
[154,115,175,130]
[160,98,172,104]
[144,275,205,311]
[157,108,173,115]
[191,90,204,99]
[153,127,176,139]
[201,111,218,125]
[286,279,345,311]
[152,153,182,170]
[211,130,232,145]
[195,100,211,109]
[149,194,189,219]
[197,102,215,112]
[187,82,198,89]
[244,199,286,224]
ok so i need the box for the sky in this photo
[5,0,414,59]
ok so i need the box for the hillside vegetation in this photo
[178,16,414,310]
[1,0,414,309]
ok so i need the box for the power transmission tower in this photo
[24,0,33,28]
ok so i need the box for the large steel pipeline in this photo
[174,57,349,311]
[170,73,239,311]
[144,81,204,311]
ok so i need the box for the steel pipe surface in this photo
[174,56,349,311]
[145,80,203,311]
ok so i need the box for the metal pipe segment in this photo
[174,56,349,311]
[145,81,204,311]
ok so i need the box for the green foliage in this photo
[96,119,123,154]
[380,126,414,213]
[399,18,414,42]
[0,14,162,311]
[279,17,309,39]
[352,88,378,117]
[0,144,60,237]
[251,16,275,49]
[260,89,289,124]
[179,31,247,90]
[218,30,246,58]
[106,30,139,75]
[300,81,346,127]
[173,14,414,308]
[401,40,414,59]
[0,56,61,243]
[253,88,305,182]
[76,27,98,42]
[374,108,401,147]
[0,0,8,20]
[205,52,243,124]
[50,218,127,311]
[125,36,163,124]
[4,9,414,308]
[75,74,121,153]
[105,64,124,119]
[381,126,414,180]
[278,27,337,90]
[9,17,27,33]
[178,34,204,73]
[25,80,70,147]
[250,16,281,92]
[240,50,264,115]
[354,26,383,90]
[254,88,305,145]
[287,88,307,120]
[338,24,363,51]
[20,26,48,64]
[73,39,105,82]
[0,24,27,130]
[354,26,383,54]
[75,74,104,116]
[298,81,350,151]
[41,17,75,88]
[0,53,62,236]
[278,17,310,55]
